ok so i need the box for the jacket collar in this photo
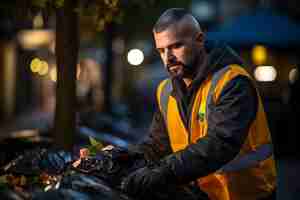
[190,40,244,91]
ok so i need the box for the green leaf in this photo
[89,136,103,150]
[87,145,97,156]
[54,0,64,8]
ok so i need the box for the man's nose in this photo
[165,49,174,62]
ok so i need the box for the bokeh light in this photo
[33,12,44,29]
[127,49,144,66]
[252,45,267,65]
[30,58,42,73]
[289,68,299,84]
[18,30,54,50]
[38,61,49,76]
[50,67,57,82]
[254,66,277,82]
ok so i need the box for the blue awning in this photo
[207,8,300,48]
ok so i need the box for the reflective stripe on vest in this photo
[159,66,272,173]
[220,143,272,172]
[160,79,172,125]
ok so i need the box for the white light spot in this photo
[254,66,277,82]
[127,49,144,66]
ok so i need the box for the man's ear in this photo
[195,32,204,46]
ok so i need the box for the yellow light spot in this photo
[33,12,44,29]
[252,45,267,65]
[50,67,57,82]
[18,30,54,50]
[30,58,42,73]
[38,61,49,76]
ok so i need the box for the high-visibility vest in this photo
[157,65,276,200]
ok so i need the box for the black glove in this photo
[121,161,176,199]
[74,146,148,187]
[121,160,210,200]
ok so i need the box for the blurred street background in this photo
[0,0,299,198]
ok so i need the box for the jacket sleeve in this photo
[131,110,173,162]
[164,76,258,183]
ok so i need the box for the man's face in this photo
[154,25,200,79]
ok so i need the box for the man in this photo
[121,8,276,200]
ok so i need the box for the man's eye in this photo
[158,49,164,54]
[173,43,182,48]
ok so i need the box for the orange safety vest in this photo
[157,65,276,200]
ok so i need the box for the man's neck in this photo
[183,78,192,87]
[184,50,208,87]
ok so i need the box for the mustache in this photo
[166,62,183,69]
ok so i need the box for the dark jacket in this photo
[138,41,258,182]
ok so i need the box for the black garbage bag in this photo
[0,137,52,168]
[0,188,26,200]
[32,173,131,200]
[73,147,147,187]
[1,147,209,200]
[2,148,72,176]
[73,148,209,200]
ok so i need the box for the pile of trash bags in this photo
[0,147,142,200]
[0,146,206,200]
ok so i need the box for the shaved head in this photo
[153,8,207,81]
[153,8,202,37]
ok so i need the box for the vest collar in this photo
[190,40,244,91]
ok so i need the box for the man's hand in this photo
[72,145,114,168]
[72,148,90,168]
[121,163,175,198]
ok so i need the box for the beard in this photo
[169,49,207,80]
[166,61,196,79]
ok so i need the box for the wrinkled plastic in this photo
[73,147,147,187]
[3,148,72,176]
[1,147,209,200]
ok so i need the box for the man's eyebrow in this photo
[156,41,182,50]
[170,41,183,47]
[156,48,164,53]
